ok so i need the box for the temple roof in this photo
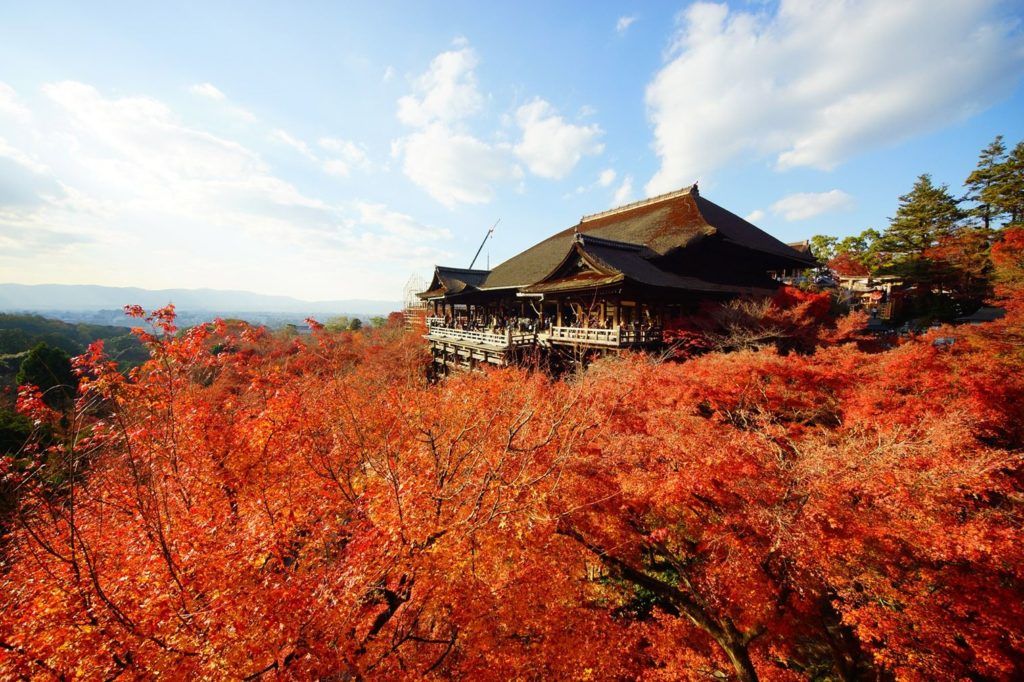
[786,240,814,255]
[479,185,816,291]
[417,266,491,299]
[522,233,763,296]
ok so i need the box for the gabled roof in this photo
[480,185,815,290]
[522,234,763,296]
[417,266,491,299]
[787,240,812,253]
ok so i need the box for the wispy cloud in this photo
[612,175,634,206]
[770,190,854,221]
[615,16,637,33]
[270,129,317,160]
[0,81,447,298]
[645,1,1024,195]
[189,82,226,100]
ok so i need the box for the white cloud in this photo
[645,0,1024,195]
[354,202,451,240]
[396,124,521,208]
[189,82,226,101]
[612,175,634,206]
[397,46,483,127]
[270,129,317,160]
[319,137,371,177]
[393,42,606,206]
[382,65,396,83]
[270,131,371,178]
[188,81,257,122]
[598,168,616,187]
[770,189,854,221]
[513,98,603,179]
[0,81,448,299]
[745,209,766,223]
[392,42,523,208]
[0,83,31,122]
[616,16,637,33]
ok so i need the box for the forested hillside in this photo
[1,229,1022,680]
[0,314,147,415]
[0,313,146,366]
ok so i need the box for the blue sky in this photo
[2,1,1023,301]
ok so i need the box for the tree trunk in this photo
[556,523,761,681]
[712,625,759,682]
[720,640,758,682]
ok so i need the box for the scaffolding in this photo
[402,274,429,330]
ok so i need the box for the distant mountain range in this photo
[0,284,400,316]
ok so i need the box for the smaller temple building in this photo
[417,185,816,371]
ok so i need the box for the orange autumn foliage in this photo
[2,276,1023,680]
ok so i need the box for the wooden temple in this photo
[417,185,816,371]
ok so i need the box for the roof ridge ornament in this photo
[579,183,699,223]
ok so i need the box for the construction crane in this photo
[468,219,500,269]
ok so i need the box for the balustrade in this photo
[426,324,534,348]
[545,325,662,346]
[427,320,662,349]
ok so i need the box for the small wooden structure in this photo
[418,185,816,371]
[771,240,817,281]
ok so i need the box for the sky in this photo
[1,0,1023,302]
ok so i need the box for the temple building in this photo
[417,185,816,371]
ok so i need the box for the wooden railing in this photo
[544,326,662,346]
[545,326,620,345]
[621,327,662,344]
[427,320,663,348]
[426,324,535,348]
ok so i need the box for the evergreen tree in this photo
[964,135,1007,230]
[809,235,837,263]
[990,141,1024,226]
[880,174,964,276]
[16,343,77,410]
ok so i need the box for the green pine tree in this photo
[990,140,1024,226]
[16,342,77,410]
[808,235,837,263]
[879,174,964,276]
[964,135,1007,230]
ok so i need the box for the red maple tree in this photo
[2,263,1022,680]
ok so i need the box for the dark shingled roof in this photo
[417,266,491,299]
[481,185,814,290]
[522,234,764,296]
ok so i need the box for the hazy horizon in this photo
[0,282,400,316]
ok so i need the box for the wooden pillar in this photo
[556,300,563,327]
